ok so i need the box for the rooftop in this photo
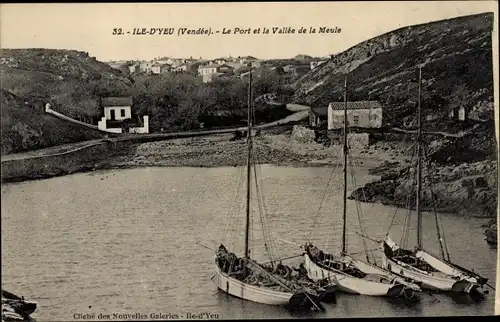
[102,97,133,107]
[200,64,220,69]
[329,100,382,110]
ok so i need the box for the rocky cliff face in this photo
[350,159,497,217]
[292,13,494,127]
[291,13,497,218]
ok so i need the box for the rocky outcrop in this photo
[484,221,497,245]
[350,160,497,217]
[291,125,316,143]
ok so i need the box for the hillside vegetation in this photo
[0,49,295,154]
[292,13,494,127]
[1,49,133,119]
[0,49,133,154]
[1,90,104,155]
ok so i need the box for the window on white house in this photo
[121,109,126,117]
[353,115,360,125]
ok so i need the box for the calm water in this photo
[1,166,497,320]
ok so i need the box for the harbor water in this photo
[1,166,496,320]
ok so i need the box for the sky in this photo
[0,1,497,61]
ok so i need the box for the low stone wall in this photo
[1,141,134,182]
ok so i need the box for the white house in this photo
[97,97,149,134]
[198,64,234,83]
[139,61,154,73]
[128,64,140,74]
[198,64,219,76]
[151,63,170,74]
[151,64,160,74]
[327,100,383,130]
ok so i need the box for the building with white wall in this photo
[327,100,383,130]
[98,97,149,134]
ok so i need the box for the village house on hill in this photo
[328,100,383,130]
[198,63,234,83]
[97,97,149,134]
[128,64,140,74]
[151,63,171,74]
[309,100,383,130]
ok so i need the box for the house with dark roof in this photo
[97,97,149,134]
[327,100,383,130]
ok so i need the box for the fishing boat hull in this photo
[382,255,467,292]
[1,300,37,316]
[381,237,482,293]
[214,265,293,306]
[344,255,422,293]
[1,290,37,318]
[304,254,407,297]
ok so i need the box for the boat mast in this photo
[342,76,348,255]
[244,69,253,259]
[416,67,423,249]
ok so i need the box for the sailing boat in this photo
[212,69,325,311]
[303,76,422,298]
[380,67,489,294]
[2,290,37,321]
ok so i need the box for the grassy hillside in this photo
[292,13,495,127]
[1,90,104,155]
[0,49,134,154]
[0,49,133,120]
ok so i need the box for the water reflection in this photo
[386,298,423,314]
[450,292,486,305]
[214,291,323,319]
[1,166,495,320]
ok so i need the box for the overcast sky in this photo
[0,1,497,61]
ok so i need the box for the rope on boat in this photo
[196,241,216,253]
[307,152,342,243]
[403,288,414,300]
[347,247,382,256]
[386,141,417,241]
[252,156,281,266]
[277,238,303,248]
[222,165,245,249]
[354,231,382,244]
[485,282,496,291]
[348,156,374,263]
[260,253,304,265]
[423,144,451,261]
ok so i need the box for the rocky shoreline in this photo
[2,130,497,223]
[350,159,498,218]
